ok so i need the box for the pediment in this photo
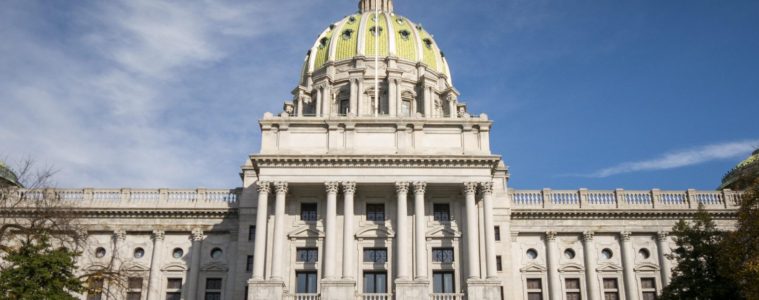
[120,262,149,272]
[355,226,395,239]
[520,263,547,273]
[288,226,325,240]
[558,263,585,273]
[596,263,623,273]
[426,226,461,239]
[161,262,187,272]
[201,262,228,272]
[85,263,109,271]
[634,262,660,272]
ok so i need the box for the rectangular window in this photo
[301,203,318,221]
[494,226,501,241]
[432,248,454,263]
[339,99,350,116]
[641,277,657,300]
[526,278,543,300]
[366,203,385,222]
[496,256,503,271]
[565,278,581,300]
[363,248,388,263]
[248,225,256,241]
[296,248,319,263]
[363,271,388,293]
[401,100,411,117]
[167,278,183,290]
[296,271,318,293]
[603,278,620,300]
[165,293,181,300]
[432,271,455,294]
[205,278,222,300]
[127,293,141,300]
[87,278,104,300]
[127,277,143,300]
[433,203,451,221]
[246,255,254,272]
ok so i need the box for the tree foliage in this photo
[721,178,759,299]
[660,204,742,300]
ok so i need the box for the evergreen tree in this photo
[0,233,84,299]
[721,179,759,299]
[660,204,741,300]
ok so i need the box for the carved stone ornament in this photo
[191,228,205,241]
[546,231,557,241]
[342,182,357,194]
[463,182,478,195]
[325,182,340,194]
[257,181,271,194]
[413,182,427,194]
[620,231,632,241]
[656,231,668,241]
[480,182,494,194]
[152,230,166,241]
[582,231,594,242]
[274,181,289,194]
[395,182,410,194]
[114,230,127,241]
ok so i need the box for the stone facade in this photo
[0,1,744,300]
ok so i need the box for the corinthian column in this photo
[413,181,428,280]
[270,182,288,280]
[464,182,481,279]
[395,182,411,280]
[147,230,164,300]
[187,228,204,300]
[620,232,638,300]
[342,182,357,280]
[252,181,270,280]
[323,182,340,279]
[582,232,600,300]
[657,232,672,286]
[545,231,561,299]
[480,182,498,279]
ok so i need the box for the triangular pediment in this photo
[288,226,325,239]
[520,262,547,273]
[161,262,187,272]
[426,226,461,239]
[634,262,660,272]
[201,262,228,272]
[120,262,149,272]
[355,226,395,239]
[596,263,623,273]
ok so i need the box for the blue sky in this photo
[0,0,757,190]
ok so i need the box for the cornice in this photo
[511,209,738,220]
[249,155,502,170]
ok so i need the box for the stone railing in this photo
[510,188,742,210]
[358,294,391,300]
[286,294,320,300]
[9,188,240,209]
[430,293,465,300]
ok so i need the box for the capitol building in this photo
[1,1,752,300]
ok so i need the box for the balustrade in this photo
[359,293,391,300]
[288,294,320,300]
[430,293,465,300]
[510,189,741,210]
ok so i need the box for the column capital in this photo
[395,182,410,194]
[656,231,669,241]
[582,231,594,242]
[152,230,165,241]
[342,182,357,194]
[191,228,205,241]
[256,181,271,193]
[545,231,557,241]
[325,181,340,194]
[274,181,288,194]
[463,182,478,195]
[413,181,427,194]
[114,229,127,241]
[480,181,494,194]
[620,231,632,241]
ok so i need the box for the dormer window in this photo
[319,37,329,49]
[342,29,354,40]
[348,16,357,23]
[399,30,411,41]
[370,26,383,37]
[396,18,405,25]
[423,38,433,49]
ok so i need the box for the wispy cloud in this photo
[585,140,759,178]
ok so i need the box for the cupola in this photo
[359,0,394,13]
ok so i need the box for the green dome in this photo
[301,2,452,85]
[719,149,759,190]
[0,161,20,188]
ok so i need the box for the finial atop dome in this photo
[359,0,394,13]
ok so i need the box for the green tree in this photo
[660,204,741,300]
[721,179,759,299]
[0,233,84,299]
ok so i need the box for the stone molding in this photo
[463,182,478,194]
[152,230,165,241]
[480,181,494,194]
[511,210,738,220]
[191,228,205,241]
[274,182,289,194]
[582,231,594,241]
[250,155,502,169]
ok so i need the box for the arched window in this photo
[401,91,415,117]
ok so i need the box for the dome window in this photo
[342,29,354,40]
[396,18,405,25]
[369,26,383,37]
[318,37,329,49]
[423,38,433,49]
[348,16,357,23]
[399,30,411,41]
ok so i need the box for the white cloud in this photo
[588,140,759,178]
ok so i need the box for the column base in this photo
[395,278,430,300]
[466,278,501,300]
[321,279,356,300]
[247,279,285,300]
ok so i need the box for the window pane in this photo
[432,248,454,263]
[566,292,581,300]
[527,293,543,300]
[248,225,256,241]
[204,292,221,300]
[433,204,450,221]
[165,293,181,300]
[301,203,317,221]
[433,273,444,293]
[642,292,657,300]
[443,272,454,293]
[565,278,580,289]
[127,292,141,300]
[494,226,501,241]
[128,277,143,289]
[247,255,254,272]
[367,204,385,221]
[206,278,222,290]
[603,278,618,289]
[496,256,502,271]
[364,273,375,293]
[167,278,182,290]
[376,273,387,293]
[297,248,318,263]
[604,293,619,300]
[527,279,542,290]
[307,273,318,293]
[641,278,656,289]
[297,273,308,293]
